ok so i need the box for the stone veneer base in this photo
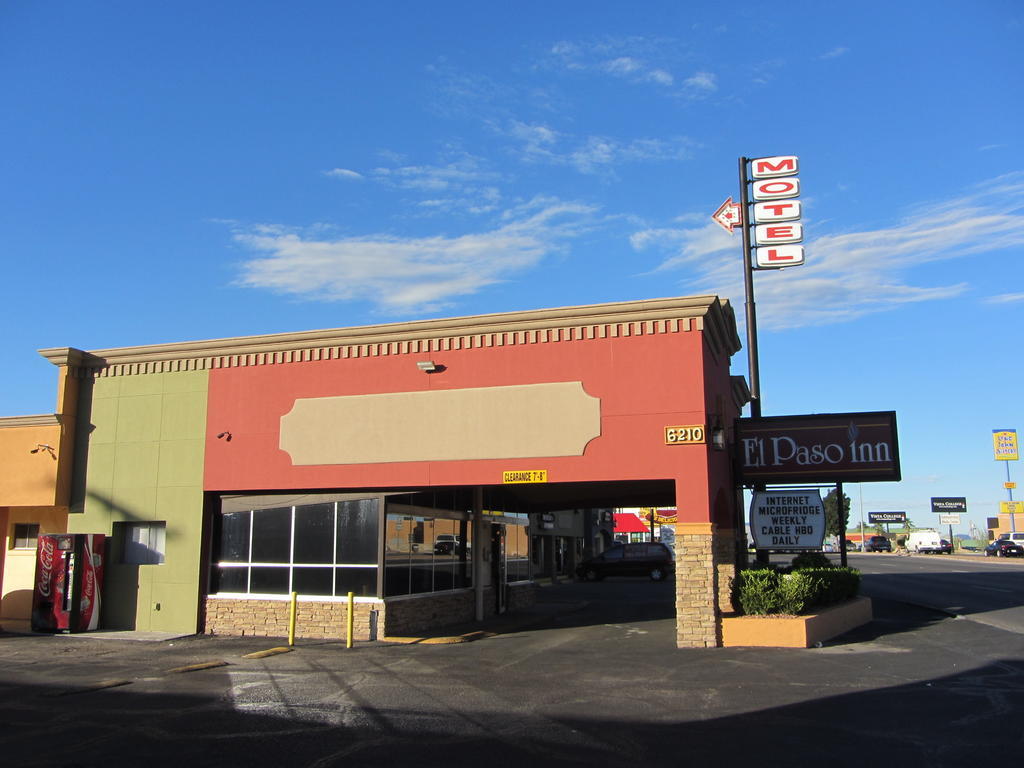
[203,583,537,641]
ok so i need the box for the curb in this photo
[241,646,293,659]
[50,679,132,697]
[166,660,230,674]
[382,630,496,645]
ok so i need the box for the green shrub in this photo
[790,552,834,570]
[795,567,860,605]
[732,569,784,615]
[733,566,861,615]
[779,571,824,614]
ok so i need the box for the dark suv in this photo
[576,543,674,582]
[863,535,892,552]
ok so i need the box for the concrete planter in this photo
[721,596,872,648]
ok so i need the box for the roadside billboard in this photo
[931,497,967,514]
[868,511,906,524]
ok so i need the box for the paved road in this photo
[3,578,1024,767]
[849,552,1024,633]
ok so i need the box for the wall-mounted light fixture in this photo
[416,360,438,373]
[216,431,232,442]
[30,443,57,459]
[711,427,727,451]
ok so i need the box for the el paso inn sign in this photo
[735,411,900,485]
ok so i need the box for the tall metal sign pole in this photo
[715,155,805,562]
[738,157,760,418]
[715,155,805,418]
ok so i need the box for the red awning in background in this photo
[614,513,650,534]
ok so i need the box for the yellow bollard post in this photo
[288,591,298,647]
[346,591,354,649]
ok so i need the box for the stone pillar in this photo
[675,522,731,648]
[714,527,738,614]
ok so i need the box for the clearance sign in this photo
[993,429,1019,461]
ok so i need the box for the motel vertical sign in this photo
[749,155,804,269]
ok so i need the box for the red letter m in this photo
[752,156,798,178]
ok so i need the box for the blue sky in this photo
[2,1,1021,536]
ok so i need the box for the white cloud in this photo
[372,160,496,191]
[986,292,1024,304]
[323,168,363,180]
[820,47,850,59]
[604,56,641,75]
[682,71,717,92]
[233,200,597,314]
[502,120,694,174]
[506,120,559,162]
[648,68,674,86]
[357,154,503,216]
[548,38,675,87]
[632,173,1024,330]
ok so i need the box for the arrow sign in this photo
[711,197,742,233]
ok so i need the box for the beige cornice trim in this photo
[0,414,61,428]
[37,347,86,368]
[39,295,741,378]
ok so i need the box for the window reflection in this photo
[384,513,473,597]
[212,499,379,597]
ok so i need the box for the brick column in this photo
[675,522,732,648]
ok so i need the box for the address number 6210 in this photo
[664,425,706,445]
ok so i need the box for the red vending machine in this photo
[31,533,105,633]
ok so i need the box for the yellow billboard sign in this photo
[993,429,1019,461]
[1001,501,1024,516]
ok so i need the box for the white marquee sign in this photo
[750,488,826,550]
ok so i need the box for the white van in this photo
[907,530,945,554]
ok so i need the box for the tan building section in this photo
[0,357,81,631]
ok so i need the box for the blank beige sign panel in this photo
[279,382,601,466]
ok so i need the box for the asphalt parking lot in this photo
[2,579,1024,768]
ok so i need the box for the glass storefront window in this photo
[212,498,380,598]
[383,513,472,597]
[505,523,530,583]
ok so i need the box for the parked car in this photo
[844,539,860,552]
[434,534,459,555]
[576,542,675,582]
[939,539,953,554]
[998,532,1024,547]
[985,539,1024,557]
[863,535,892,552]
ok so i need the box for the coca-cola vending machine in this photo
[31,533,105,633]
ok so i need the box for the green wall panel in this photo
[112,443,160,489]
[115,394,162,443]
[70,370,209,633]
